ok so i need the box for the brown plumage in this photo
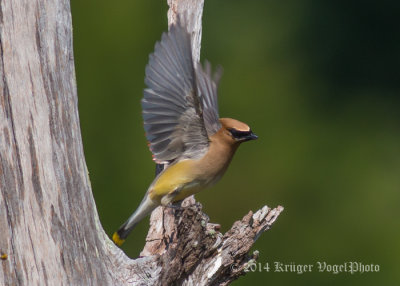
[112,18,257,246]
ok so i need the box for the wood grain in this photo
[0,0,283,285]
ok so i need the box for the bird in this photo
[112,17,258,246]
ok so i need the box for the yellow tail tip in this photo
[112,232,125,246]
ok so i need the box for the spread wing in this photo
[142,22,209,164]
[195,61,222,136]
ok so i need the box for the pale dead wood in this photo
[143,201,283,285]
[0,0,283,285]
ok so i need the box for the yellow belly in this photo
[149,160,205,203]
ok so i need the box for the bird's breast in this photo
[149,141,237,203]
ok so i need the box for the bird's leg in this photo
[165,200,199,210]
[165,201,184,210]
[161,188,199,210]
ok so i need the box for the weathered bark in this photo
[0,0,283,285]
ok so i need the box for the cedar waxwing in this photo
[112,18,258,246]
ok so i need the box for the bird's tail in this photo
[112,195,158,246]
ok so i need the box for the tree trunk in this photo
[0,0,283,285]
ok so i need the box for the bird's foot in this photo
[165,202,184,210]
[165,201,199,210]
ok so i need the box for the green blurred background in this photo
[71,0,400,285]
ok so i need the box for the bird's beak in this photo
[244,131,258,141]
